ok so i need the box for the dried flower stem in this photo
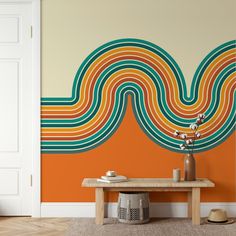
[191,126,199,154]
[174,113,205,153]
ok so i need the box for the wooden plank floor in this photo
[0,217,71,236]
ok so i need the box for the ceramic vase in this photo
[184,153,196,181]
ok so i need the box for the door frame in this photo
[31,0,41,217]
[0,0,41,217]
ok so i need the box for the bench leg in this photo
[192,187,200,225]
[95,187,104,225]
[187,191,192,218]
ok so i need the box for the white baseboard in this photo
[41,202,236,218]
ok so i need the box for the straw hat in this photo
[205,209,234,225]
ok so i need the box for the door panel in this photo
[0,16,19,43]
[0,60,19,152]
[0,3,32,215]
[0,169,19,195]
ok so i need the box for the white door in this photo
[0,3,32,215]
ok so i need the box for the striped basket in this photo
[117,192,150,224]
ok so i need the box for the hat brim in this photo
[204,218,234,225]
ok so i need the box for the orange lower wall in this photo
[41,97,236,202]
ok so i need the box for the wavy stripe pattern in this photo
[41,38,236,153]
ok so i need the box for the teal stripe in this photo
[42,83,182,150]
[41,39,236,153]
[42,61,191,127]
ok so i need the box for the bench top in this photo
[82,178,215,188]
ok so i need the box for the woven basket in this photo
[117,192,150,224]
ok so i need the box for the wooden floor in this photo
[0,217,71,236]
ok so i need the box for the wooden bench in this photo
[82,178,215,225]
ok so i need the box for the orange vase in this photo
[184,153,196,181]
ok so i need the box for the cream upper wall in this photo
[42,0,236,97]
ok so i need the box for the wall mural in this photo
[41,39,236,153]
